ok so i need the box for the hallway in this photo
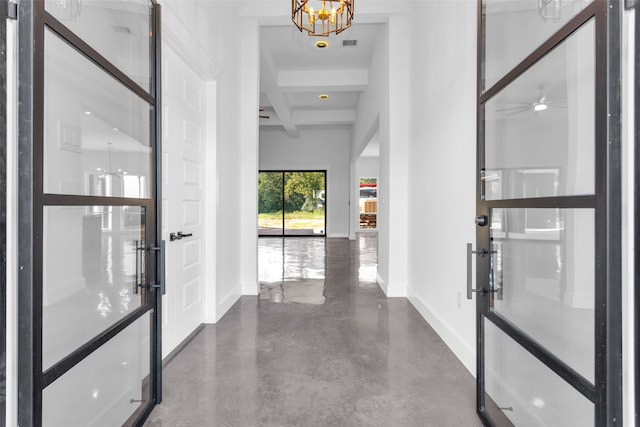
[145,235,481,426]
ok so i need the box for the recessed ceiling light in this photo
[533,103,548,112]
[84,111,92,115]
[113,127,119,131]
[315,40,329,49]
[319,94,329,100]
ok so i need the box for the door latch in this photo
[466,243,496,300]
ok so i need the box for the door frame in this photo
[258,170,327,237]
[0,0,8,422]
[475,1,622,425]
[16,1,163,425]
[633,0,640,419]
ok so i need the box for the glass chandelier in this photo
[292,0,354,37]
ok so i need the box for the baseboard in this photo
[407,294,476,376]
[327,233,349,238]
[563,291,594,309]
[386,284,407,297]
[376,273,406,297]
[242,281,259,296]
[376,272,388,294]
[43,276,85,306]
[162,324,206,366]
[216,291,241,323]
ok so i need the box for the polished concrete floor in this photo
[144,235,481,426]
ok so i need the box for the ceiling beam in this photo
[260,48,299,138]
[293,109,357,125]
[278,69,368,93]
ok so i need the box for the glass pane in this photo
[43,312,151,427]
[45,0,152,90]
[359,177,377,229]
[484,19,595,200]
[44,29,151,198]
[43,206,145,370]
[490,208,594,382]
[284,172,325,236]
[258,172,283,236]
[483,0,591,90]
[484,318,594,426]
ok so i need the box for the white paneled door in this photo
[162,45,206,357]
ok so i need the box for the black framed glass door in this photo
[634,0,640,419]
[17,1,163,425]
[474,1,621,425]
[258,171,326,237]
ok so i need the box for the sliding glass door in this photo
[258,171,326,237]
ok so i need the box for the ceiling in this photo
[259,23,381,139]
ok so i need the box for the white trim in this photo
[203,81,218,324]
[376,272,406,297]
[216,292,241,323]
[407,294,476,376]
[376,272,387,294]
[158,0,221,80]
[385,284,407,298]
[327,233,348,238]
[622,11,636,426]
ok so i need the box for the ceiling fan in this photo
[496,92,566,116]
[259,108,270,119]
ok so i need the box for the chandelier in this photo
[538,0,562,20]
[292,0,354,37]
[52,0,82,21]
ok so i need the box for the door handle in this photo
[134,240,144,295]
[149,240,166,295]
[466,243,494,299]
[170,231,193,241]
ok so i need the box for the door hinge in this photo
[7,1,17,20]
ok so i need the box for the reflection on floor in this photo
[259,280,326,304]
[258,237,327,304]
[145,234,481,427]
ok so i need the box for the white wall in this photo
[259,127,351,237]
[238,19,261,296]
[212,7,245,319]
[351,17,411,298]
[405,1,477,374]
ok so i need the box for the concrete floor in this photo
[144,235,482,426]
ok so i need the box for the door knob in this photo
[475,215,488,227]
